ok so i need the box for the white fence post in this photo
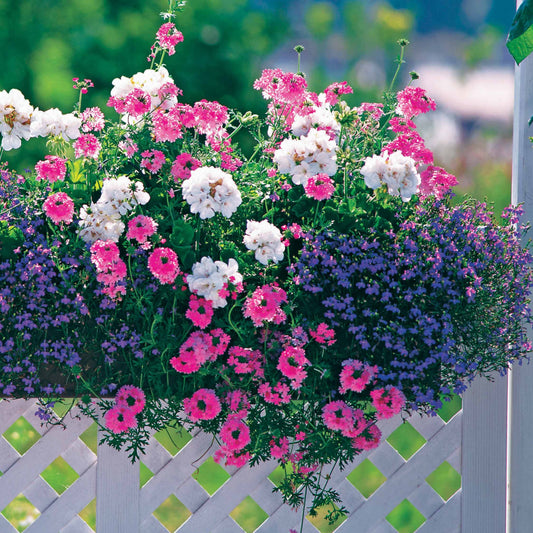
[461,375,508,532]
[96,431,140,533]
[508,0,533,530]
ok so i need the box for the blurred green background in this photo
[0,0,516,213]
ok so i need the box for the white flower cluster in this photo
[291,98,340,139]
[0,88,81,151]
[181,166,241,219]
[187,257,242,308]
[110,67,177,112]
[273,128,337,186]
[360,151,420,202]
[243,220,285,265]
[30,108,81,141]
[78,176,150,243]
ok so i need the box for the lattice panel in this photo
[0,399,462,533]
[0,399,96,533]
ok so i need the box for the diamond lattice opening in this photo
[1,494,40,531]
[346,458,387,498]
[437,395,462,422]
[79,422,98,454]
[140,462,154,487]
[267,462,295,488]
[79,499,96,531]
[387,422,426,460]
[426,461,461,501]
[230,496,269,533]
[153,494,191,532]
[154,425,192,455]
[307,504,347,533]
[192,456,230,495]
[386,499,426,533]
[41,456,80,494]
[3,417,40,455]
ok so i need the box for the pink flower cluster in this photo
[185,295,214,329]
[419,165,458,199]
[309,323,336,346]
[370,387,405,419]
[338,359,378,394]
[258,381,291,405]
[171,152,201,181]
[118,137,138,158]
[108,88,151,116]
[304,173,335,200]
[35,155,67,182]
[104,385,145,434]
[227,346,264,378]
[276,345,309,389]
[90,240,127,299]
[183,388,221,422]
[43,192,74,225]
[396,86,437,119]
[141,149,166,173]
[156,22,184,56]
[126,215,158,246]
[214,413,251,467]
[243,284,287,327]
[170,329,230,374]
[323,81,353,106]
[270,436,289,460]
[147,247,180,284]
[81,107,105,132]
[74,133,101,159]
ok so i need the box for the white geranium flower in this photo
[99,176,150,216]
[182,166,241,219]
[273,128,337,186]
[187,257,242,308]
[360,151,420,201]
[243,220,285,266]
[30,108,81,141]
[0,89,34,150]
[78,203,125,244]
[292,103,340,138]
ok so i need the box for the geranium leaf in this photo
[507,0,533,64]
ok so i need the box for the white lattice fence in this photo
[0,397,464,533]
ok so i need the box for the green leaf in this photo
[507,0,533,64]
[0,222,24,259]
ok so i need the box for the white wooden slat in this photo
[61,438,96,475]
[415,489,461,533]
[60,515,94,533]
[334,412,461,533]
[95,440,139,533]
[211,515,246,533]
[0,399,38,432]
[23,476,58,512]
[173,475,209,513]
[365,441,406,478]
[141,435,173,473]
[249,477,286,515]
[407,482,444,518]
[369,520,398,533]
[408,412,445,440]
[0,413,94,510]
[141,514,172,533]
[24,464,96,533]
[461,375,507,533]
[0,513,17,533]
[509,1,533,527]
[0,438,21,472]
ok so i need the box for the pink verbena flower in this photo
[81,106,105,132]
[43,192,74,225]
[270,436,289,459]
[148,247,180,284]
[125,88,151,116]
[156,22,184,56]
[192,100,229,139]
[183,388,221,422]
[309,323,336,346]
[185,294,214,329]
[339,359,378,394]
[118,138,138,158]
[357,102,384,120]
[170,330,221,374]
[115,385,145,415]
[304,173,335,200]
[419,165,458,199]
[104,405,138,433]
[370,387,405,419]
[382,130,433,166]
[74,133,101,159]
[353,424,382,451]
[322,400,354,433]
[396,86,436,119]
[220,414,251,451]
[277,345,309,389]
[243,284,287,327]
[171,152,201,181]
[214,446,250,467]
[258,381,291,405]
[323,81,353,105]
[227,346,264,377]
[126,215,158,245]
[35,155,67,182]
[210,328,231,356]
[141,149,166,173]
[90,240,120,269]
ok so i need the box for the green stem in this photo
[299,484,308,533]
[388,43,406,92]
